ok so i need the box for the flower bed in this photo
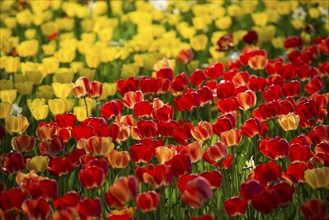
[0,1,328,219]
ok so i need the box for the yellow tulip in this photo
[36,85,54,99]
[30,105,49,121]
[271,37,285,49]
[26,72,43,85]
[40,21,58,36]
[42,57,59,75]
[16,40,39,57]
[190,34,208,51]
[81,19,94,32]
[0,80,14,90]
[252,13,268,26]
[4,17,17,29]
[304,167,329,189]
[65,99,74,112]
[27,98,47,110]
[227,4,243,18]
[97,28,113,43]
[15,81,34,95]
[291,19,305,30]
[192,17,207,31]
[79,97,94,110]
[5,115,29,134]
[26,156,49,172]
[24,29,36,39]
[0,102,12,119]
[53,69,75,83]
[215,16,232,30]
[121,63,140,79]
[16,9,32,26]
[78,68,96,81]
[0,90,17,103]
[99,83,117,100]
[55,48,76,63]
[42,43,56,56]
[309,8,320,18]
[4,56,20,73]
[21,62,38,75]
[52,83,72,99]
[74,106,90,122]
[85,49,100,68]
[57,17,74,31]
[48,99,66,115]
[81,32,96,44]
[277,113,300,131]
[110,1,123,16]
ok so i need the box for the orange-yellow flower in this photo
[156,146,177,164]
[26,156,49,172]
[304,167,329,189]
[107,150,131,169]
[5,115,29,135]
[277,113,300,131]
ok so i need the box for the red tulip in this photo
[216,80,234,99]
[205,62,224,79]
[165,153,192,177]
[39,136,64,157]
[240,50,267,70]
[203,141,228,163]
[181,176,213,209]
[105,176,138,208]
[282,162,314,184]
[199,170,222,189]
[22,177,58,200]
[289,143,313,163]
[176,48,193,64]
[197,86,213,106]
[0,188,26,211]
[158,121,178,137]
[136,164,173,187]
[100,100,123,119]
[11,134,36,153]
[133,100,153,117]
[170,72,189,95]
[305,76,324,94]
[296,98,319,122]
[48,157,75,176]
[266,74,282,86]
[258,137,289,160]
[72,124,95,141]
[240,117,265,138]
[284,36,302,49]
[77,197,102,220]
[213,113,236,136]
[253,101,279,121]
[85,136,114,157]
[134,120,158,139]
[251,189,278,214]
[216,97,239,113]
[1,153,25,174]
[190,69,207,86]
[153,104,174,122]
[173,122,193,144]
[156,67,174,81]
[263,85,282,103]
[243,30,258,44]
[22,198,51,220]
[248,75,266,92]
[89,81,102,98]
[216,34,234,52]
[36,123,58,141]
[136,191,160,212]
[308,125,329,145]
[117,77,139,95]
[122,90,144,109]
[301,199,329,220]
[282,81,301,97]
[190,214,214,220]
[270,181,295,206]
[71,76,90,98]
[174,90,200,112]
[278,98,296,115]
[315,142,329,154]
[254,161,282,185]
[290,133,312,146]
[130,143,155,163]
[266,58,283,75]
[240,179,264,201]
[54,191,81,210]
[297,65,318,81]
[224,197,248,216]
[78,165,106,189]
[232,71,250,87]
[184,141,205,163]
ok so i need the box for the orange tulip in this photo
[221,129,242,147]
[155,146,177,164]
[184,142,205,163]
[191,121,214,142]
[86,136,115,157]
[5,115,29,135]
[107,150,131,169]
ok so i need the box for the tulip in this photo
[190,69,207,86]
[184,142,205,163]
[136,164,174,188]
[191,121,213,143]
[78,165,106,189]
[76,198,102,220]
[236,90,257,111]
[86,136,114,157]
[15,81,34,95]
[130,143,155,163]
[5,115,29,135]
[30,105,49,120]
[1,153,25,174]
[165,153,192,177]
[176,48,193,64]
[11,134,36,152]
[251,189,278,214]
[26,156,49,172]
[224,197,248,217]
[54,191,81,210]
[50,207,80,220]
[301,199,329,220]
[133,100,153,117]
[22,198,51,220]
[258,137,289,160]
[122,90,144,109]
[107,150,130,169]
[0,90,17,103]
[220,129,242,147]
[136,191,160,212]
[204,141,228,163]
[254,161,282,185]
[48,99,66,115]
[304,167,329,189]
[0,102,12,119]
[39,136,64,157]
[170,72,189,95]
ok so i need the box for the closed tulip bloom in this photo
[0,102,12,119]
[221,129,242,147]
[0,90,17,103]
[5,115,29,135]
[301,199,329,220]
[52,83,72,99]
[78,165,106,189]
[71,76,90,98]
[236,90,257,111]
[304,167,329,189]
[191,121,214,142]
[4,56,20,73]
[181,176,213,209]
[204,141,228,163]
[277,113,300,131]
[86,136,114,157]
[89,81,103,98]
[30,105,49,120]
[26,156,49,172]
[105,176,138,208]
[48,99,66,115]
[156,146,177,164]
[136,164,174,188]
[15,81,34,95]
[224,197,248,217]
[184,142,205,163]
[22,198,51,220]
[11,134,36,152]
[136,191,160,212]
[107,150,130,169]
[122,90,144,109]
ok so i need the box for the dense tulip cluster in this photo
[0,0,329,219]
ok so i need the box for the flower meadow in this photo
[0,0,329,219]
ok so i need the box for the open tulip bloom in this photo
[0,0,329,219]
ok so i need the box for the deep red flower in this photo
[89,81,102,98]
[1,153,25,174]
[243,30,258,44]
[181,176,213,209]
[251,189,278,214]
[136,191,160,212]
[78,165,106,189]
[266,74,283,86]
[170,72,189,95]
[278,98,296,115]
[54,113,76,128]
[165,153,192,177]
[76,197,102,220]
[216,80,234,99]
[254,161,282,185]
[176,48,194,64]
[296,98,319,122]
[301,199,329,220]
[134,120,158,139]
[36,123,58,141]
[22,177,58,200]
[216,154,233,169]
[236,90,257,111]
[39,136,64,157]
[224,197,248,216]
[253,101,279,121]
[282,162,314,184]
[136,164,174,187]
[308,125,329,145]
[200,170,222,189]
[240,117,266,138]
[205,62,224,79]
[173,122,193,144]
[122,90,144,109]
[156,67,174,81]
[266,58,283,76]
[216,97,239,113]
[130,143,155,163]
[197,86,213,106]
[281,81,301,97]
[139,77,158,94]
[22,198,51,220]
[289,143,313,163]
[213,113,236,136]
[263,85,282,103]
[248,75,266,92]
[11,134,36,153]
[174,91,200,112]
[72,124,95,141]
[117,77,139,95]
[190,214,214,220]
[240,50,267,70]
[281,63,298,80]
[48,156,75,176]
[54,191,81,210]
[157,121,178,137]
[305,76,324,94]
[216,34,234,52]
[133,100,153,117]
[290,133,312,146]
[153,104,174,122]
[270,181,295,206]
[100,100,123,119]
[284,36,302,49]
[258,137,289,160]
[240,179,264,201]
[105,176,138,208]
[190,69,207,87]
[0,188,26,211]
